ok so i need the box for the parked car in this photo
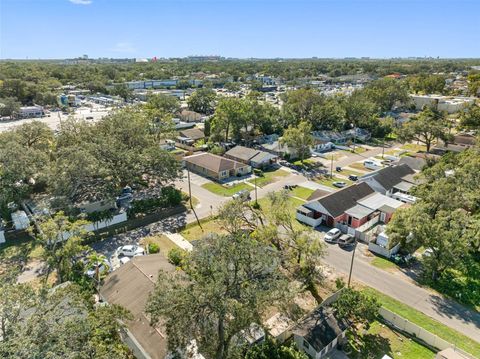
[348,175,358,181]
[336,166,342,172]
[283,184,298,190]
[324,228,341,243]
[364,160,383,170]
[85,259,111,278]
[86,116,94,120]
[338,234,355,249]
[119,257,131,265]
[391,253,413,267]
[118,245,145,257]
[333,181,347,188]
[232,189,251,201]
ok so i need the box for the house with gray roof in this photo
[225,145,278,169]
[292,307,349,359]
[358,164,415,196]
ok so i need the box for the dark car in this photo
[336,166,342,172]
[348,175,358,181]
[338,234,355,249]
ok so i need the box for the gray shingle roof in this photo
[292,307,349,353]
[372,164,415,191]
[310,182,374,218]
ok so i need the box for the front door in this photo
[380,212,386,223]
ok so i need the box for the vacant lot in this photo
[347,321,435,359]
[179,216,227,241]
[364,288,480,358]
[315,175,353,189]
[201,182,252,196]
[370,256,399,271]
[139,235,179,256]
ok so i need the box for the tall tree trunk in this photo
[215,315,226,359]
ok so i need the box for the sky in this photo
[1,0,479,59]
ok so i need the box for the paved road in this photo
[323,241,480,343]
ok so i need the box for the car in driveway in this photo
[118,245,145,257]
[333,181,347,188]
[348,175,358,181]
[324,228,341,243]
[84,259,111,279]
[338,234,355,249]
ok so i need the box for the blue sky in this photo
[1,0,479,59]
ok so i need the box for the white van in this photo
[364,160,383,170]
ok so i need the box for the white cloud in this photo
[69,0,92,5]
[110,42,137,54]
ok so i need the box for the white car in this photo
[119,256,131,265]
[364,160,383,170]
[85,260,111,278]
[324,228,341,243]
[118,245,145,257]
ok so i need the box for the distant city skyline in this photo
[1,0,479,59]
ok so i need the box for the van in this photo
[364,160,383,170]
[232,189,251,202]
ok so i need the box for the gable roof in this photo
[292,307,349,353]
[397,156,427,172]
[179,128,205,141]
[184,152,248,173]
[100,254,175,359]
[225,145,277,163]
[307,182,374,218]
[371,164,415,191]
[307,189,331,201]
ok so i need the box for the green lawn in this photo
[201,182,252,197]
[315,175,353,189]
[401,143,427,152]
[140,235,179,256]
[337,168,364,177]
[292,158,316,168]
[248,169,289,188]
[348,321,435,359]
[290,186,314,200]
[352,146,367,154]
[349,162,374,172]
[179,216,226,241]
[364,288,480,358]
[371,256,399,271]
[322,152,343,161]
[181,192,199,208]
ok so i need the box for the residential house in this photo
[395,156,427,172]
[177,128,205,147]
[178,109,206,123]
[260,140,299,160]
[358,164,415,197]
[432,133,477,154]
[296,183,374,228]
[100,254,175,359]
[225,145,278,169]
[183,152,251,181]
[296,183,405,233]
[292,307,349,359]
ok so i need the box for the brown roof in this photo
[454,134,476,146]
[100,254,175,359]
[310,182,374,218]
[179,128,205,141]
[184,152,248,173]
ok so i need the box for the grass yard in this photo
[315,175,353,189]
[0,238,43,270]
[201,182,252,197]
[351,146,367,154]
[364,288,480,358]
[370,256,399,271]
[347,321,435,359]
[181,192,199,208]
[140,235,179,256]
[337,168,364,177]
[290,186,314,200]
[322,152,343,161]
[179,216,226,241]
[401,143,427,152]
[292,158,316,168]
[248,169,289,188]
[349,162,374,172]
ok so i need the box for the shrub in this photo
[148,243,160,254]
[168,247,185,266]
[127,186,182,217]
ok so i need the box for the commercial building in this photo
[410,95,476,114]
[18,106,44,118]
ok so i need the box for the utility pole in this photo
[254,171,258,205]
[330,155,334,178]
[347,241,357,288]
[187,166,202,230]
[382,137,385,159]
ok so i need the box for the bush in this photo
[148,243,160,254]
[168,247,185,266]
[127,186,182,217]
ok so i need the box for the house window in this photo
[221,170,227,177]
[303,339,309,349]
